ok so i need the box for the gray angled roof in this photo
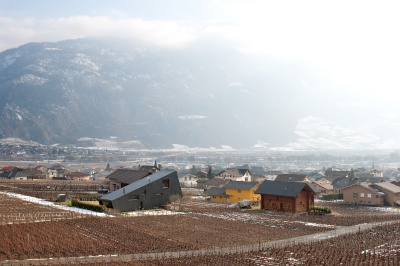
[357,177,384,183]
[332,177,358,188]
[206,178,231,187]
[0,168,19,178]
[275,174,309,182]
[204,187,228,196]
[255,180,319,197]
[222,181,259,190]
[100,170,176,201]
[372,181,400,193]
[106,169,150,184]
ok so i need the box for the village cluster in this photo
[2,161,400,214]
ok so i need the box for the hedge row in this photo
[74,194,103,201]
[322,194,343,201]
[70,199,105,212]
[309,205,332,214]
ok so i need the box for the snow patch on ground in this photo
[0,191,114,217]
[123,209,184,216]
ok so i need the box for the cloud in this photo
[0,15,202,52]
[228,82,243,87]
[178,115,207,120]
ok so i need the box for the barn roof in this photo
[255,180,319,197]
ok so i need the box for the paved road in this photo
[2,220,398,265]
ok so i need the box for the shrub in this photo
[70,199,105,212]
[74,194,103,201]
[309,205,332,214]
[324,194,343,201]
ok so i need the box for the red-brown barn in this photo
[255,180,319,213]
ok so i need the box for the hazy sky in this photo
[2,0,400,150]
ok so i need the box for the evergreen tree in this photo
[207,166,214,179]
[349,168,355,179]
[190,165,197,175]
[106,163,111,172]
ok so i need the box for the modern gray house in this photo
[98,170,182,212]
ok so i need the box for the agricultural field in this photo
[0,179,108,201]
[1,183,400,264]
[0,193,87,225]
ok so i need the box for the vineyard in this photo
[1,182,400,264]
[0,179,108,201]
[0,193,87,225]
[129,221,400,265]
[49,222,400,265]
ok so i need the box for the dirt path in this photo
[1,220,398,265]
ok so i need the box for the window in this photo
[162,179,169,188]
[367,194,371,198]
[353,193,358,199]
[376,195,379,198]
[288,205,291,209]
[252,190,256,194]
[129,195,139,201]
[360,193,364,198]
[142,190,147,195]
[213,196,216,199]
[156,192,163,196]
[238,189,241,193]
[220,196,222,199]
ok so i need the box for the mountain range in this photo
[0,38,374,150]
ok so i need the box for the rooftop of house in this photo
[0,168,19,178]
[216,168,250,177]
[222,181,259,190]
[274,174,309,182]
[206,178,231,187]
[106,169,151,184]
[255,180,319,197]
[332,177,358,188]
[372,181,400,193]
[343,182,386,194]
[312,180,333,190]
[324,170,350,178]
[204,187,228,196]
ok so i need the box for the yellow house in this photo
[205,181,261,204]
[204,187,230,203]
[224,181,261,204]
